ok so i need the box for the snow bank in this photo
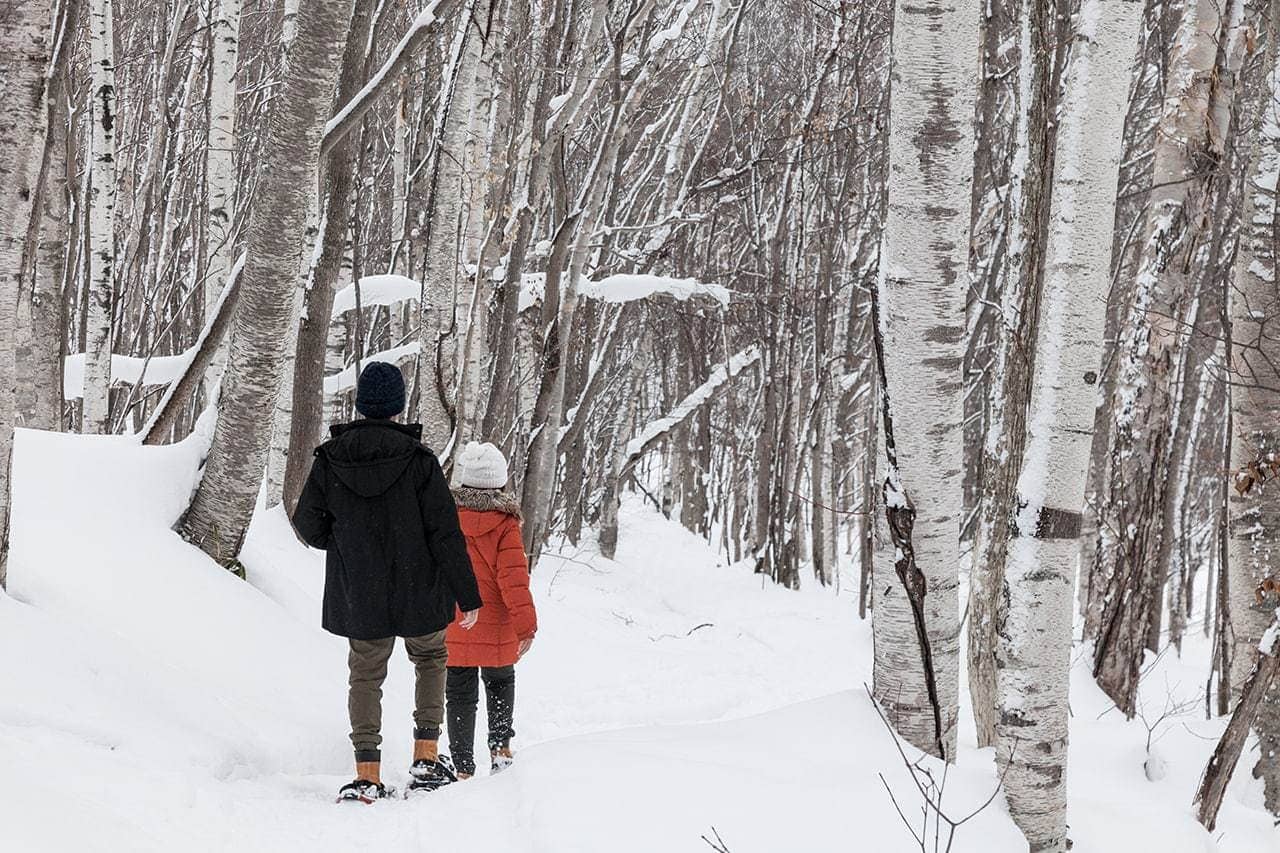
[1,428,1276,852]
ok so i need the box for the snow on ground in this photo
[1,427,1276,852]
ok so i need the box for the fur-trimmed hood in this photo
[452,486,523,520]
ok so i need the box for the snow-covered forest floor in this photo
[0,428,1276,852]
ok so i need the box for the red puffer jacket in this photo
[446,488,537,667]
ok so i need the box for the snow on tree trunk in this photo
[0,0,56,586]
[995,2,1142,848]
[83,0,118,435]
[1092,0,1244,716]
[872,0,979,761]
[179,0,354,566]
[202,0,242,397]
[1226,0,1280,811]
[967,0,1059,750]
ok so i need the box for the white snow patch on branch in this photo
[331,274,421,315]
[322,1,447,140]
[64,350,196,399]
[519,272,731,312]
[323,341,422,395]
[625,346,759,459]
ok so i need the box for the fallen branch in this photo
[1193,611,1280,830]
[701,827,732,852]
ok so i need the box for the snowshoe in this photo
[491,747,514,775]
[336,779,395,804]
[404,755,457,797]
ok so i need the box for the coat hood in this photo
[319,420,426,498]
[453,486,522,535]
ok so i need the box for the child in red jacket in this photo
[446,442,537,778]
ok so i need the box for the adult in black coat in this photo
[293,416,482,639]
[292,361,483,800]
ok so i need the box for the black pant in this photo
[446,665,515,775]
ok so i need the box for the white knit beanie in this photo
[453,441,509,489]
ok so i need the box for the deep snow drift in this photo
[1,426,1276,852]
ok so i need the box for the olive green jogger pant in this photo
[347,630,447,763]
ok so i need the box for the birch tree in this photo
[872,0,979,760]
[0,0,57,587]
[83,0,118,434]
[1091,0,1246,714]
[203,0,243,394]
[966,0,1062,748]
[16,0,78,433]
[1226,0,1280,809]
[995,2,1142,847]
[180,0,354,565]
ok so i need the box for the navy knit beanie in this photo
[355,361,406,420]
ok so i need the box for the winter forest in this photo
[1,0,1279,849]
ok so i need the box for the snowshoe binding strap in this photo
[337,779,393,804]
[405,756,458,797]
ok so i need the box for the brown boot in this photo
[413,739,439,763]
[491,746,514,774]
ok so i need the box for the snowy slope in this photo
[1,427,1276,852]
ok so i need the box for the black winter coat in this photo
[292,419,483,640]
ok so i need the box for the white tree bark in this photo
[0,0,56,587]
[872,0,979,760]
[180,0,354,564]
[1091,0,1243,714]
[996,2,1142,848]
[417,3,478,451]
[203,0,243,396]
[17,0,76,433]
[83,0,118,434]
[1226,0,1280,811]
[452,0,505,445]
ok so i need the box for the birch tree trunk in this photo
[19,0,77,432]
[180,0,354,565]
[1092,0,1244,715]
[1226,0,1280,810]
[203,0,242,396]
[417,3,479,452]
[0,0,56,587]
[995,2,1142,848]
[967,0,1061,749]
[281,0,379,513]
[83,0,117,434]
[871,0,979,760]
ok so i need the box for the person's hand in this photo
[460,609,480,630]
[517,636,534,659]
